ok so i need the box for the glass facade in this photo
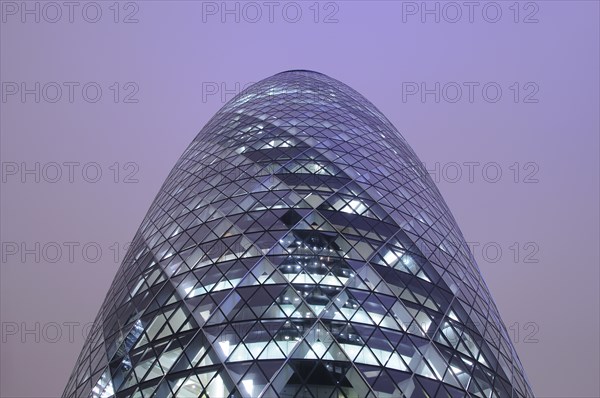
[63,70,533,398]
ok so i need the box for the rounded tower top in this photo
[63,70,534,398]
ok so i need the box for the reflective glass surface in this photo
[63,70,533,398]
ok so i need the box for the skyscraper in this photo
[63,70,533,397]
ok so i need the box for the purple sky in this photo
[1,1,599,397]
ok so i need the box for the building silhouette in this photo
[64,70,533,398]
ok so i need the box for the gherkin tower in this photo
[63,70,533,398]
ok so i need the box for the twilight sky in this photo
[1,1,599,397]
